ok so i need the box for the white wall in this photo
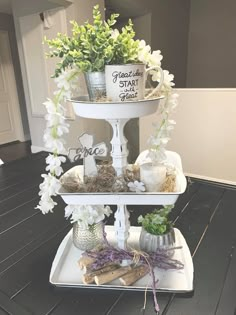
[0,12,30,139]
[140,89,236,184]
[11,0,109,154]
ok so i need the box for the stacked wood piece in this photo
[78,248,149,286]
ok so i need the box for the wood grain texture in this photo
[0,307,8,315]
[164,189,236,315]
[0,290,30,315]
[0,152,235,315]
[215,243,236,315]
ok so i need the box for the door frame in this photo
[0,30,25,143]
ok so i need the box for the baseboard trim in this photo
[31,145,51,154]
[184,172,236,186]
[23,133,31,141]
[31,145,67,155]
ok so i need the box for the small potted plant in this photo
[45,5,139,100]
[138,205,175,254]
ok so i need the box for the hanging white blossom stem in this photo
[36,68,80,214]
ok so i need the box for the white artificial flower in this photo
[166,93,178,112]
[163,70,175,87]
[128,181,146,193]
[64,204,77,219]
[43,133,66,153]
[65,205,112,228]
[54,71,71,91]
[111,29,119,40]
[43,99,57,114]
[36,197,57,214]
[46,154,66,176]
[148,50,163,67]
[39,174,61,196]
[138,40,151,64]
[37,67,80,214]
[36,173,61,214]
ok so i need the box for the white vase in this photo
[140,162,166,192]
[72,221,104,251]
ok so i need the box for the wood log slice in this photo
[82,264,119,284]
[94,265,132,285]
[119,265,149,286]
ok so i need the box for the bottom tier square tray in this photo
[50,226,193,293]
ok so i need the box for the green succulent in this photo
[138,205,174,235]
[45,5,140,77]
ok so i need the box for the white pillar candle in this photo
[140,163,166,192]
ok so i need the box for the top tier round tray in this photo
[69,95,164,119]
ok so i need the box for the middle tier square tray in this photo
[58,163,187,206]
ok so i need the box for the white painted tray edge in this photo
[49,226,194,293]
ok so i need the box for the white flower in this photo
[148,50,163,67]
[46,154,66,176]
[64,204,75,219]
[43,99,57,114]
[138,40,151,64]
[65,205,112,228]
[39,174,61,196]
[163,70,175,87]
[111,29,119,40]
[37,67,80,214]
[36,173,61,214]
[36,197,57,214]
[43,133,66,153]
[128,181,146,193]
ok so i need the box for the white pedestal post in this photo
[106,119,129,176]
[114,204,130,250]
[106,119,131,250]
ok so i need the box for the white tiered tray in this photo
[69,95,164,119]
[50,226,194,292]
[58,150,187,206]
[58,166,186,205]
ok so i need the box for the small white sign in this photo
[68,133,107,176]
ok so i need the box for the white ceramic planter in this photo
[139,227,176,255]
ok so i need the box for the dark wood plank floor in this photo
[0,152,236,315]
[0,141,31,163]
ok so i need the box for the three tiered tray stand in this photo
[50,96,193,292]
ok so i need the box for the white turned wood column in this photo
[106,119,129,176]
[114,205,130,250]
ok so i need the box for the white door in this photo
[0,30,24,145]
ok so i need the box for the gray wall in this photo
[150,0,190,88]
[186,0,236,88]
[0,13,30,138]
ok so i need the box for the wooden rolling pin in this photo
[94,265,132,285]
[119,265,149,286]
